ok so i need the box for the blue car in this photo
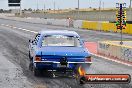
[29,30,92,76]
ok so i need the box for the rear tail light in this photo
[85,56,92,62]
[35,56,41,61]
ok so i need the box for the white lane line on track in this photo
[18,28,22,29]
[91,53,132,67]
[1,24,132,66]
[21,28,38,33]
[28,30,38,34]
[21,28,27,31]
[0,24,38,34]
[13,27,17,29]
[5,25,9,27]
[9,26,13,28]
[1,24,5,26]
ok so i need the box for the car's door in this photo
[30,34,41,57]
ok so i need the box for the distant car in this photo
[29,30,92,76]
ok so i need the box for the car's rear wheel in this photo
[75,74,86,85]
[33,67,41,77]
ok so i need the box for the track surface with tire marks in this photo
[0,18,132,88]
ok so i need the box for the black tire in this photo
[79,76,87,85]
[33,67,41,77]
[75,71,86,85]
[29,62,33,71]
[29,51,31,60]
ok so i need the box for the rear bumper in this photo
[34,61,92,70]
[34,61,92,64]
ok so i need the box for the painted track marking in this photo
[1,24,38,34]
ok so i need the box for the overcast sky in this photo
[0,0,131,10]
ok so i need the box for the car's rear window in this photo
[42,35,81,47]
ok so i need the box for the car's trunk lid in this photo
[38,47,89,62]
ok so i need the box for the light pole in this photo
[99,0,102,20]
[53,0,56,13]
[19,0,22,16]
[77,0,80,19]
[99,0,101,11]
[103,2,104,10]
[37,0,38,10]
[99,0,102,30]
[130,0,132,20]
[78,0,79,10]
[43,0,45,12]
[130,0,132,9]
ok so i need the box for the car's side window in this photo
[33,34,41,45]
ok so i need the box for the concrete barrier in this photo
[82,21,132,35]
[101,23,116,32]
[49,19,70,27]
[97,41,132,62]
[73,20,83,28]
[82,21,98,30]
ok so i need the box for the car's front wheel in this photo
[29,62,33,71]
[29,51,31,60]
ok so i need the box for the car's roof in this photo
[39,30,80,37]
